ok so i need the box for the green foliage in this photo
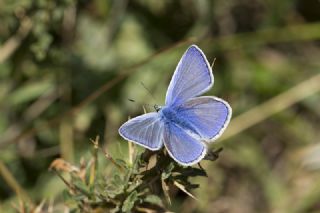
[0,0,74,60]
[52,142,219,212]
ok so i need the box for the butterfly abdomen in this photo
[160,106,200,137]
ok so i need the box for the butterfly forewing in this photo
[165,45,214,107]
[119,112,164,150]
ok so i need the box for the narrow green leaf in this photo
[9,80,53,106]
[161,162,175,180]
[122,191,138,212]
[144,195,163,206]
[73,179,91,196]
[62,189,72,201]
[126,179,142,192]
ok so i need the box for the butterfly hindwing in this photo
[163,122,206,166]
[119,112,164,150]
[175,96,232,141]
[165,45,214,107]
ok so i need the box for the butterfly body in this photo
[160,106,201,139]
[119,45,232,166]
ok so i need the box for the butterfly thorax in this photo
[159,106,200,136]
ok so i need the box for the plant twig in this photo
[0,17,32,63]
[89,136,99,186]
[90,137,125,172]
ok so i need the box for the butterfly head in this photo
[154,104,161,112]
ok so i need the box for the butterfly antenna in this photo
[127,98,152,110]
[140,82,157,102]
[211,57,216,69]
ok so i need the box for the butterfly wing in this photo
[163,123,206,166]
[119,112,164,150]
[176,96,232,141]
[165,45,214,107]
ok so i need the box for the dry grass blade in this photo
[0,160,34,207]
[89,136,99,185]
[48,198,54,213]
[128,141,135,165]
[173,181,198,201]
[161,179,171,205]
[33,199,46,213]
[220,73,320,141]
[126,116,135,165]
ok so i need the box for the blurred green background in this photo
[1,0,320,212]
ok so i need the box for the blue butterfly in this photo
[119,45,232,166]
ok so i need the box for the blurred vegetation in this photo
[0,0,320,212]
[47,137,221,212]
